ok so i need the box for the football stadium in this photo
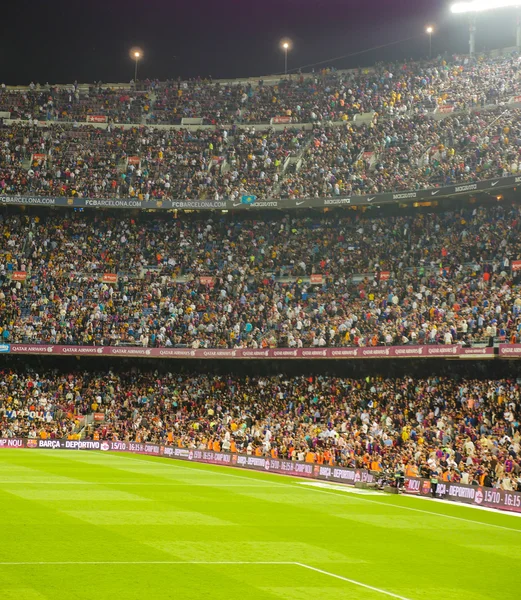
[2,0,521,598]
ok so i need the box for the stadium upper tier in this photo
[1,53,519,125]
[1,203,521,348]
[1,370,519,492]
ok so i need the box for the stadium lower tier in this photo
[1,368,519,493]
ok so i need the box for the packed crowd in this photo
[2,202,521,348]
[0,123,305,200]
[0,369,519,492]
[1,53,519,125]
[282,107,521,198]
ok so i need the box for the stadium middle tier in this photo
[1,106,521,202]
[1,203,521,348]
[0,370,519,492]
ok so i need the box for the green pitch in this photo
[0,450,520,600]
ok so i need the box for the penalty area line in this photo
[0,559,414,597]
[295,563,414,600]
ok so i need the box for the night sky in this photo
[1,0,519,85]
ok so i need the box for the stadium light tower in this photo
[426,25,434,57]
[450,1,521,54]
[280,39,292,75]
[130,48,143,82]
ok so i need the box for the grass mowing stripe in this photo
[1,450,519,599]
[296,563,414,600]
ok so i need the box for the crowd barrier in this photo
[1,173,521,212]
[0,344,497,359]
[1,437,520,514]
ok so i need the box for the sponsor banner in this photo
[271,116,291,124]
[392,192,417,200]
[0,344,10,353]
[499,344,521,356]
[1,173,520,211]
[404,477,521,513]
[323,198,351,206]
[199,276,215,287]
[511,260,521,272]
[86,115,108,123]
[101,273,118,283]
[1,438,520,513]
[11,271,27,281]
[5,344,495,359]
[0,438,25,448]
[310,274,323,284]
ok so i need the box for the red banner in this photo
[438,105,455,114]
[271,116,291,124]
[127,156,140,166]
[11,271,27,281]
[512,261,521,272]
[310,274,323,284]
[86,115,108,123]
[101,273,118,283]
[199,277,215,287]
[379,271,390,281]
[32,153,46,162]
[93,413,105,422]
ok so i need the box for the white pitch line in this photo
[56,452,288,485]
[0,559,416,598]
[36,451,521,533]
[296,563,413,600]
[0,481,268,487]
[293,484,521,534]
[0,561,294,566]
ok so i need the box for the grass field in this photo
[0,450,520,600]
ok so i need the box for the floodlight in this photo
[451,0,521,14]
[280,39,292,74]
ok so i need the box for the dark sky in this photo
[1,0,519,85]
